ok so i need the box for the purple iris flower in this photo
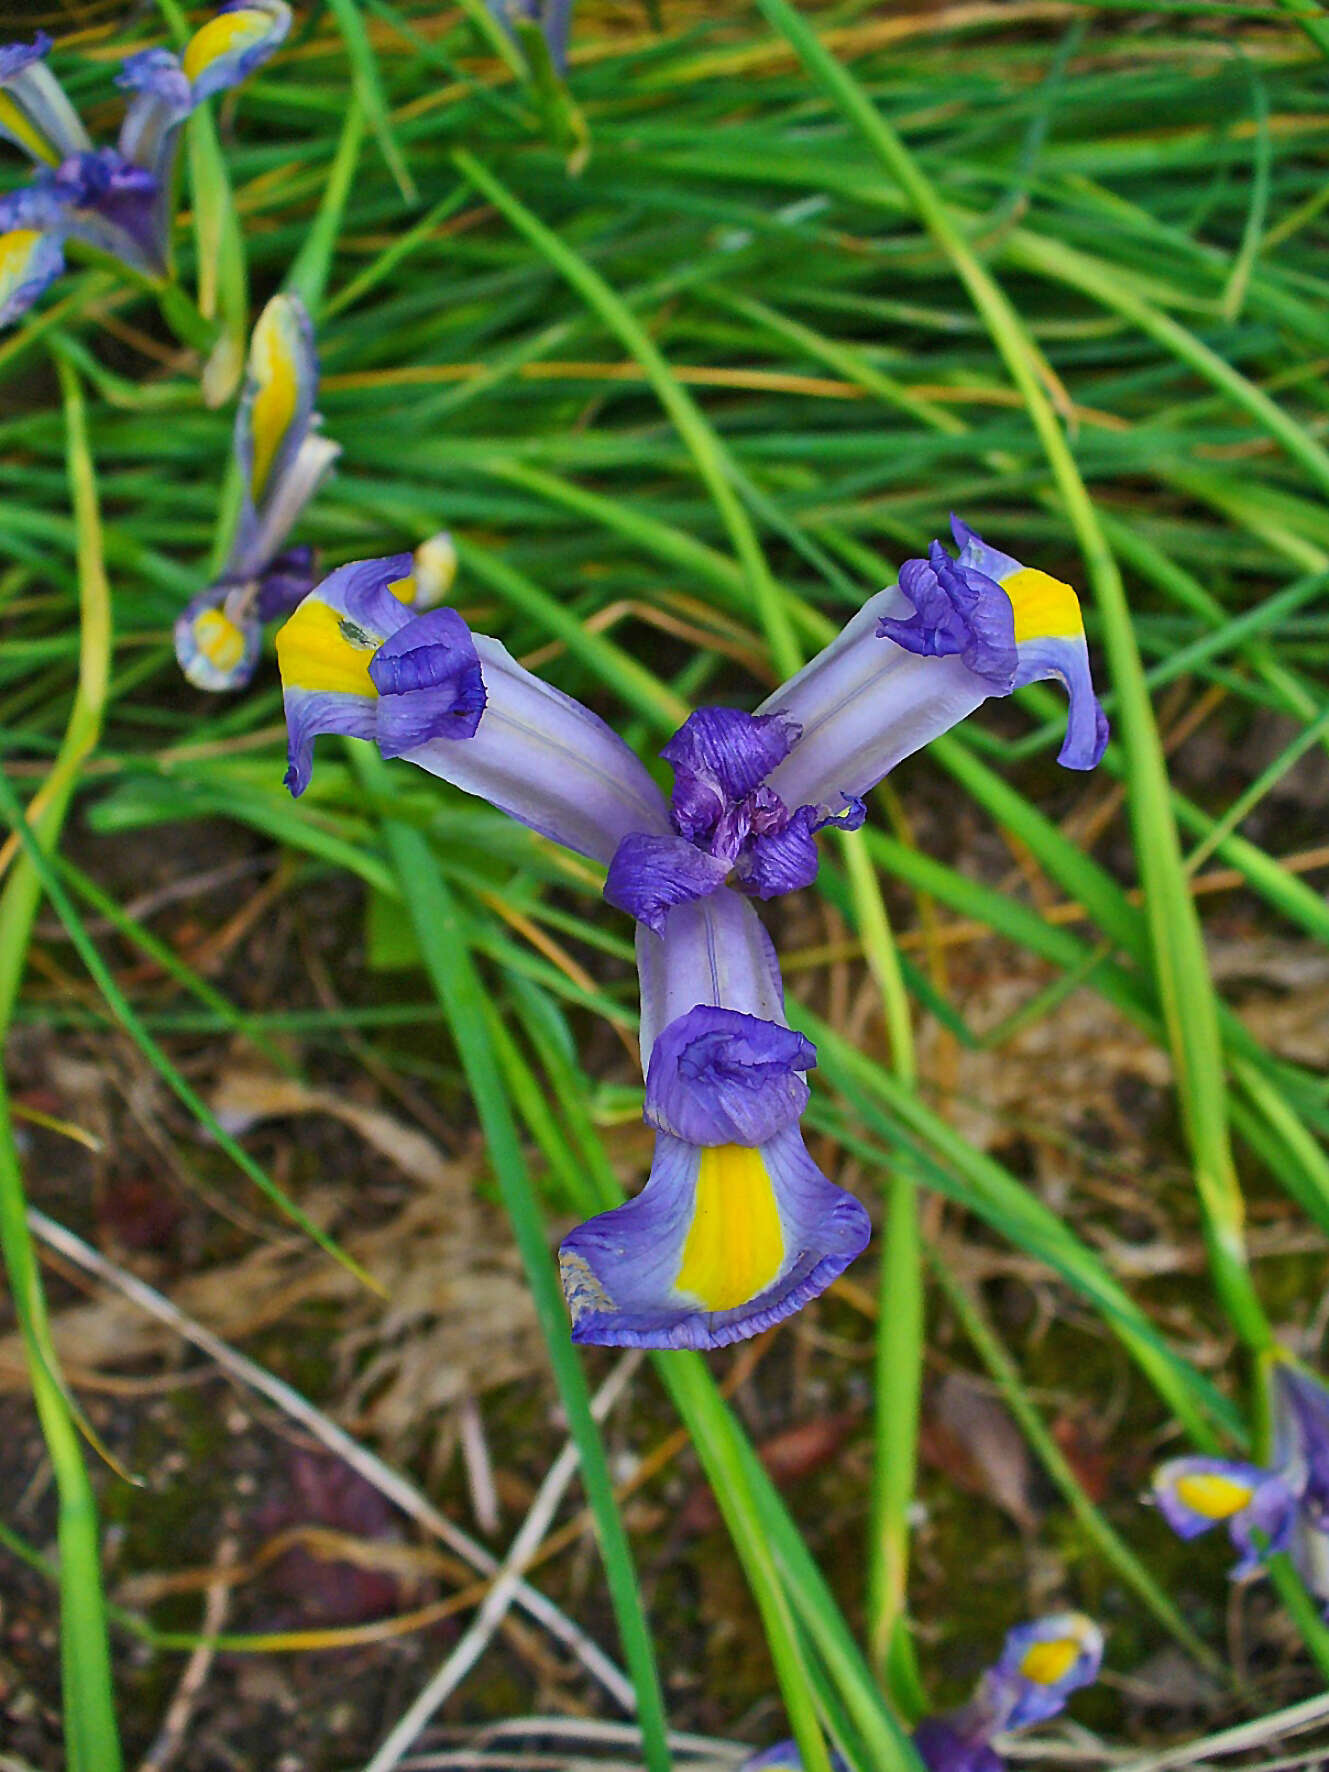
[1152,1360,1329,1611]
[177,294,340,692]
[0,7,289,325]
[741,1612,1103,1772]
[273,521,1105,1347]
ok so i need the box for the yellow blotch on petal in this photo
[675,1144,785,1313]
[0,228,45,289]
[1002,566,1084,645]
[247,298,301,500]
[1174,1470,1254,1521]
[275,596,380,698]
[1019,1637,1080,1687]
[192,608,246,675]
[182,8,269,84]
[0,93,59,165]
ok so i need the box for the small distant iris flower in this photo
[1152,1359,1329,1610]
[0,6,289,325]
[486,0,574,73]
[742,1612,1103,1772]
[273,523,1104,1347]
[176,293,340,692]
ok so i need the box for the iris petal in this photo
[984,1612,1104,1730]
[644,1005,813,1147]
[635,887,786,1067]
[0,35,90,166]
[175,583,262,692]
[559,1119,870,1350]
[0,220,63,326]
[604,831,729,933]
[181,2,292,104]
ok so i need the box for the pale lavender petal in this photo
[635,887,785,1066]
[1013,635,1108,771]
[1151,1455,1284,1548]
[603,831,729,934]
[0,34,90,165]
[0,214,64,325]
[401,632,669,866]
[643,1005,813,1146]
[951,512,1022,584]
[116,48,191,200]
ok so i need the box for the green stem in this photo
[0,357,121,1772]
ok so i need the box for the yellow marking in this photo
[1019,1637,1080,1687]
[388,575,417,604]
[0,92,58,165]
[1002,566,1084,644]
[675,1143,784,1313]
[411,532,457,605]
[0,228,45,293]
[1174,1470,1254,1520]
[182,8,269,84]
[193,608,246,675]
[275,596,380,697]
[247,297,300,500]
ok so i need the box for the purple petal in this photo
[1273,1363,1329,1498]
[759,594,999,813]
[984,1613,1103,1731]
[181,1,292,105]
[0,35,90,165]
[636,887,786,1067]
[255,545,318,620]
[51,148,164,275]
[558,1120,870,1350]
[644,1006,813,1147]
[950,512,1023,586]
[0,218,64,327]
[878,541,1018,688]
[1012,635,1109,771]
[1150,1455,1283,1547]
[0,36,50,82]
[740,1747,847,1772]
[662,706,800,837]
[604,832,729,934]
[174,581,261,692]
[912,1720,1003,1772]
[370,606,486,755]
[735,804,821,900]
[400,631,669,866]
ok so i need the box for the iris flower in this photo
[742,1612,1103,1772]
[176,293,340,692]
[0,6,289,326]
[1152,1359,1329,1610]
[274,523,1104,1347]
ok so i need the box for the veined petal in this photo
[558,1119,870,1349]
[952,516,1108,771]
[635,887,786,1066]
[0,217,64,326]
[0,35,90,166]
[603,831,729,934]
[50,148,164,275]
[877,542,1018,685]
[371,607,486,755]
[277,554,417,792]
[174,581,261,692]
[400,630,669,865]
[983,1612,1103,1730]
[644,1005,813,1147]
[661,705,798,840]
[180,1,292,104]
[759,592,996,812]
[735,803,821,900]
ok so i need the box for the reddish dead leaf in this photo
[679,1411,859,1534]
[921,1373,1038,1532]
[1051,1413,1111,1504]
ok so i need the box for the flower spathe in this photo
[0,7,289,325]
[177,294,340,692]
[741,1612,1103,1772]
[1151,1359,1329,1609]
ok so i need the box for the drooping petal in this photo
[277,555,417,793]
[644,1005,813,1147]
[1151,1455,1284,1543]
[735,803,821,900]
[242,434,340,580]
[603,831,729,934]
[175,581,262,692]
[0,210,64,325]
[911,1721,1003,1772]
[401,630,670,865]
[661,705,799,841]
[635,887,785,1066]
[558,1117,870,1350]
[982,1612,1104,1731]
[952,516,1109,771]
[180,1,292,104]
[0,35,90,166]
